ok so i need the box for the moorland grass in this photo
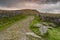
[30,16,60,40]
[30,16,41,36]
[0,14,27,31]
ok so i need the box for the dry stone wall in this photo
[39,14,60,25]
[0,10,22,17]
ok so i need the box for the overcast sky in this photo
[0,0,60,13]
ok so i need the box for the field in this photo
[0,14,27,31]
[0,9,38,31]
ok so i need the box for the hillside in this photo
[0,9,60,25]
[20,9,39,15]
[0,9,60,17]
[0,9,39,17]
[0,9,60,40]
[39,12,60,17]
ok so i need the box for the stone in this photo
[48,23,56,27]
[34,23,42,27]
[26,32,41,38]
[34,23,53,35]
[39,26,48,35]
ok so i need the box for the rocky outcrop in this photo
[34,23,53,35]
[39,13,60,25]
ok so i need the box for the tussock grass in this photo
[46,27,60,40]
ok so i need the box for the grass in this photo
[30,16,60,40]
[46,26,60,40]
[40,13,60,17]
[30,16,41,36]
[0,14,27,31]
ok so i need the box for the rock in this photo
[34,23,53,35]
[42,22,49,26]
[34,23,42,27]
[26,32,41,38]
[39,14,60,25]
[39,26,48,35]
[48,23,56,27]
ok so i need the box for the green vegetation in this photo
[30,16,41,36]
[0,14,27,31]
[46,27,60,40]
[30,16,60,40]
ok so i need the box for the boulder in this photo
[34,23,53,35]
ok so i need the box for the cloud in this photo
[46,0,60,3]
[37,2,60,13]
[0,0,60,13]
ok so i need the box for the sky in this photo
[0,0,60,13]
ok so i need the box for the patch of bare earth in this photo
[0,16,34,40]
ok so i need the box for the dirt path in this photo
[0,16,34,40]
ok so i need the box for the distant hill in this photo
[39,13,60,17]
[0,9,40,17]
[0,9,60,17]
[20,9,39,15]
[0,9,60,24]
[0,9,37,17]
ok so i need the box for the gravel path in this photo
[0,16,34,40]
